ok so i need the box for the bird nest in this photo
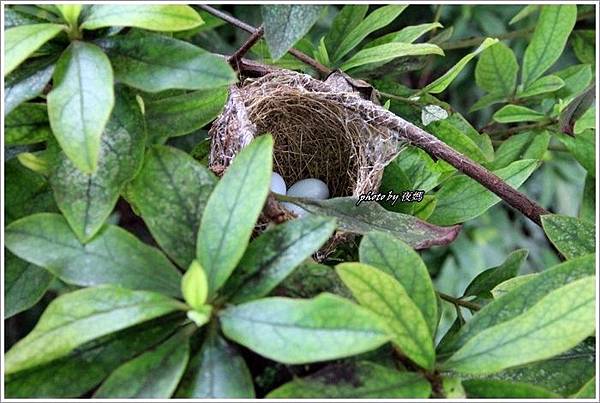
[209,70,403,203]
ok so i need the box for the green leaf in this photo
[267,361,431,398]
[81,5,203,31]
[521,5,577,87]
[337,263,435,370]
[286,197,461,249]
[463,250,528,298]
[488,131,550,170]
[554,64,592,101]
[444,276,595,374]
[197,135,273,296]
[463,380,560,398]
[4,55,55,115]
[5,286,184,375]
[475,41,518,97]
[220,293,390,364]
[5,158,57,225]
[558,84,595,135]
[51,87,145,241]
[579,174,595,223]
[56,5,81,27]
[5,315,184,398]
[439,254,595,355]
[324,5,368,55]
[488,339,595,396]
[5,103,51,145]
[4,8,47,29]
[145,87,228,142]
[5,250,53,318]
[427,117,490,163]
[493,105,546,123]
[127,145,216,268]
[17,150,54,176]
[491,274,537,299]
[423,38,498,94]
[176,330,254,398]
[365,22,444,48]
[181,260,208,310]
[47,41,114,173]
[94,329,190,398]
[4,23,64,75]
[429,159,538,225]
[572,376,596,398]
[541,214,596,259]
[509,5,539,25]
[572,30,595,65]
[5,213,182,297]
[359,232,438,335]
[469,93,506,112]
[333,5,407,62]
[341,43,443,71]
[574,107,595,134]
[517,75,564,98]
[97,33,236,93]
[262,5,323,60]
[226,215,337,303]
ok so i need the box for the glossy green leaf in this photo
[56,5,81,27]
[51,87,145,241]
[176,330,254,398]
[94,329,190,398]
[429,159,538,225]
[521,5,577,87]
[493,105,546,123]
[572,30,595,65]
[287,197,460,249]
[574,107,595,134]
[262,5,323,60]
[488,339,595,396]
[341,43,443,71]
[445,276,595,374]
[541,214,596,259]
[558,84,595,135]
[463,380,560,398]
[4,8,47,29]
[5,250,53,318]
[555,64,592,101]
[579,174,595,223]
[469,93,506,112]
[509,5,539,25]
[572,376,595,398]
[5,315,184,398]
[439,254,595,355]
[226,215,337,303]
[4,55,55,115]
[559,130,596,177]
[5,286,185,374]
[81,5,203,31]
[97,33,236,93]
[463,249,528,297]
[337,263,435,370]
[365,22,443,49]
[268,361,431,398]
[5,103,51,145]
[5,213,182,297]
[427,117,490,163]
[324,5,368,54]
[47,41,114,173]
[181,260,208,310]
[220,293,390,364]
[359,232,438,334]
[424,38,498,94]
[128,145,216,268]
[145,87,228,142]
[5,158,57,225]
[5,23,64,75]
[197,135,273,296]
[475,42,518,97]
[488,131,550,170]
[333,5,407,62]
[518,75,564,98]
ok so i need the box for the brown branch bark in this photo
[228,25,265,70]
[201,5,551,227]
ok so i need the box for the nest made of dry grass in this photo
[209,70,404,198]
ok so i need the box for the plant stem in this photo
[198,4,332,77]
[228,25,265,69]
[437,291,481,311]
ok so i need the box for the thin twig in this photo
[484,120,556,138]
[438,291,481,311]
[228,25,265,69]
[199,4,332,77]
[491,139,568,152]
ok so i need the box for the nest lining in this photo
[209,70,403,198]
